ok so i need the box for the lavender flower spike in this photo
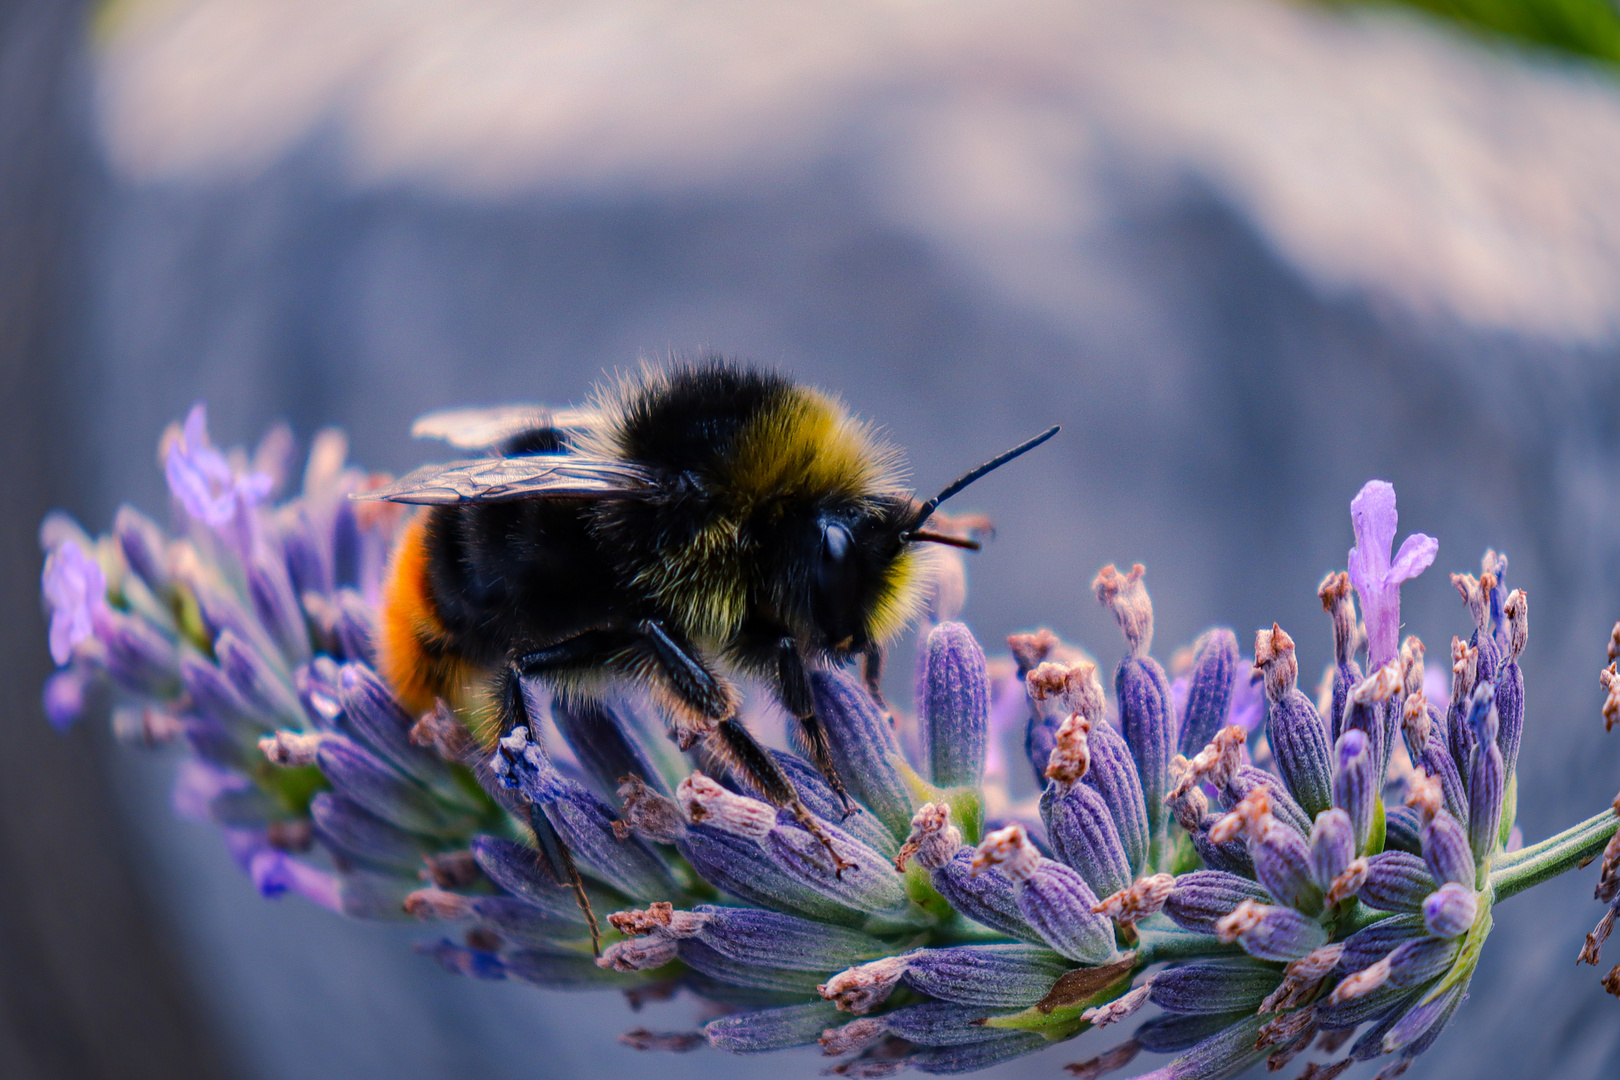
[1347,480,1438,670]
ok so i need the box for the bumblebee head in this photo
[803,426,1059,657]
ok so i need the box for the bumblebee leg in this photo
[773,638,857,818]
[861,644,891,715]
[496,664,603,956]
[710,717,855,878]
[635,618,734,722]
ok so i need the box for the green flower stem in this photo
[1489,806,1618,901]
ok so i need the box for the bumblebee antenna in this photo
[910,529,982,551]
[908,425,1060,534]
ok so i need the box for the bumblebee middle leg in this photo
[771,636,857,818]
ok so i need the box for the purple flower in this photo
[1347,480,1438,670]
[164,403,271,548]
[42,539,107,665]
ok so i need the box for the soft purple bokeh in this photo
[41,539,107,666]
[1348,480,1438,670]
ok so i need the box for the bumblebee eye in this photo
[816,521,862,645]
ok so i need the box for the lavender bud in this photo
[1496,589,1527,776]
[317,737,465,836]
[677,774,908,917]
[1151,1013,1267,1080]
[114,504,171,592]
[309,792,428,874]
[1040,781,1132,899]
[332,588,376,666]
[1025,658,1106,786]
[408,889,582,946]
[1383,805,1423,855]
[98,608,181,695]
[1215,898,1329,961]
[881,1002,1026,1047]
[819,954,910,1013]
[1247,812,1324,915]
[1178,628,1240,757]
[1423,882,1478,938]
[1218,766,1311,838]
[689,905,888,973]
[337,662,449,787]
[1446,636,1480,774]
[1256,625,1334,819]
[1084,718,1151,875]
[1149,959,1284,1015]
[972,825,1117,963]
[810,668,914,836]
[499,729,677,899]
[1188,812,1255,877]
[216,630,302,725]
[280,508,331,598]
[746,751,899,858]
[1409,703,1470,826]
[705,1001,844,1052]
[1338,914,1425,974]
[1465,688,1505,864]
[1115,657,1175,849]
[901,944,1072,1007]
[1419,808,1474,890]
[470,836,601,923]
[1383,936,1462,989]
[1163,870,1273,935]
[1310,809,1356,892]
[678,938,824,994]
[552,696,674,802]
[1315,980,1412,1032]
[898,806,1039,941]
[1358,852,1437,913]
[1333,729,1376,855]
[1381,978,1464,1054]
[247,540,309,664]
[917,622,990,788]
[682,825,854,924]
[1319,571,1363,741]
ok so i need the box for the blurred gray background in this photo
[5,0,1620,1077]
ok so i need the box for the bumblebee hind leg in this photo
[495,664,603,956]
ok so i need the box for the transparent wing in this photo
[356,454,656,505]
[409,403,604,450]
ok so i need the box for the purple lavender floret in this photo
[46,416,1603,1080]
[1347,480,1438,671]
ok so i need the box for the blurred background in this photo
[4,0,1620,1077]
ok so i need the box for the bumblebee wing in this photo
[410,404,605,450]
[356,454,655,505]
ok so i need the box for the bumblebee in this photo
[363,360,1055,947]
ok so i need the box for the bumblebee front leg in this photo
[495,664,602,956]
[772,637,857,818]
